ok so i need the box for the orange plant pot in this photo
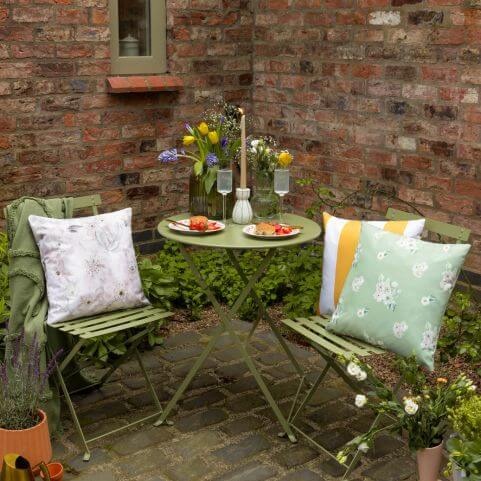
[0,410,52,470]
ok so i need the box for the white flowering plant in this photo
[337,357,476,464]
[247,137,293,177]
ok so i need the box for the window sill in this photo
[106,75,183,93]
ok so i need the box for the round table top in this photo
[157,213,321,249]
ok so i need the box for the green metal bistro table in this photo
[155,213,321,442]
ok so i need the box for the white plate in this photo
[242,224,301,239]
[168,219,225,235]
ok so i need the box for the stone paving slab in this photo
[55,321,418,481]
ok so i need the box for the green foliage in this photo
[450,395,481,441]
[153,241,323,320]
[447,395,481,479]
[439,290,481,369]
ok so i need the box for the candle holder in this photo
[232,188,253,225]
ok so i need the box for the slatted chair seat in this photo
[282,316,384,358]
[280,208,471,480]
[55,305,171,340]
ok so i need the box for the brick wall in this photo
[253,0,481,275]
[3,0,481,274]
[0,0,252,246]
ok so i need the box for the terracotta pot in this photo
[0,410,52,471]
[417,442,444,481]
[40,462,64,481]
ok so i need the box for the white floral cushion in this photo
[326,223,470,370]
[29,208,149,325]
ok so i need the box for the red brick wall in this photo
[253,0,481,274]
[0,0,252,234]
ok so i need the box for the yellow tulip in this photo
[198,122,209,136]
[208,131,219,144]
[278,151,293,167]
[183,135,195,146]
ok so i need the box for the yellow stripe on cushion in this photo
[334,220,362,305]
[384,220,408,235]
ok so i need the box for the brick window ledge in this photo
[106,75,183,93]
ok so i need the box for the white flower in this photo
[393,321,408,339]
[404,398,419,415]
[357,307,368,318]
[250,139,260,149]
[356,370,367,381]
[469,385,477,391]
[412,262,428,278]
[352,276,365,292]
[355,394,367,408]
[377,251,388,261]
[347,361,361,378]
[358,442,369,453]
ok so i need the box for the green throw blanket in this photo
[6,196,74,432]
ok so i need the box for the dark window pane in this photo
[118,0,151,57]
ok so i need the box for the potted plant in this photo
[446,395,481,480]
[158,103,241,219]
[337,358,476,481]
[0,331,61,469]
[247,137,293,221]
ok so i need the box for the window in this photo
[110,0,166,75]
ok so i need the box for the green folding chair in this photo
[280,208,471,479]
[9,195,172,461]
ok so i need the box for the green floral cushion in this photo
[327,223,470,370]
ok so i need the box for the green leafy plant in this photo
[447,395,481,479]
[337,357,476,463]
[439,290,481,369]
[153,241,323,321]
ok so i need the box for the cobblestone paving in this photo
[54,321,418,481]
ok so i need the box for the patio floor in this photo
[54,320,419,481]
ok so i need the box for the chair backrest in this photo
[3,194,102,220]
[72,194,102,216]
[386,208,471,244]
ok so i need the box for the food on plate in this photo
[255,222,294,236]
[186,216,222,232]
[190,216,209,231]
[255,222,276,235]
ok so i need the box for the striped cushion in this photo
[319,212,425,315]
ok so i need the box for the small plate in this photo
[242,224,301,239]
[168,219,225,235]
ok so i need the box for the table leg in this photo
[226,250,305,379]
[163,245,297,442]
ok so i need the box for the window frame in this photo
[109,0,167,75]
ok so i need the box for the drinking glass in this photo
[274,169,289,223]
[217,168,233,224]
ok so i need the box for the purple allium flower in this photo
[206,153,219,167]
[158,149,178,163]
[221,137,228,149]
[184,123,191,130]
[219,115,225,124]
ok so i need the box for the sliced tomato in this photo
[282,227,292,234]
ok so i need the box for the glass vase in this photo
[189,172,233,220]
[251,171,278,222]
